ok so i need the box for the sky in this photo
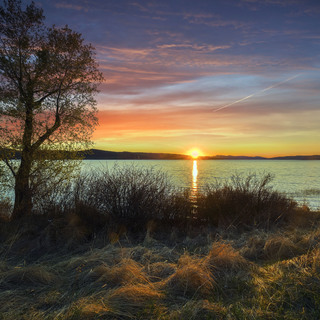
[33,0,320,156]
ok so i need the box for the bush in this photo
[61,165,190,231]
[11,167,303,243]
[197,173,297,228]
[87,165,173,225]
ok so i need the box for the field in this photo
[0,168,320,319]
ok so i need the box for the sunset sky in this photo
[35,0,319,156]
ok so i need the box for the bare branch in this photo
[3,157,16,177]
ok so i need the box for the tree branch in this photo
[32,85,63,150]
[3,157,16,177]
[34,88,60,105]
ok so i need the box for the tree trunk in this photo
[12,155,33,219]
[11,98,34,220]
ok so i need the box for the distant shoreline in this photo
[2,148,319,160]
[85,149,320,160]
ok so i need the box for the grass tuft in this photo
[146,262,177,281]
[89,258,150,288]
[263,234,302,260]
[255,248,320,318]
[105,283,163,318]
[165,300,227,320]
[205,242,249,272]
[0,265,57,289]
[166,256,215,297]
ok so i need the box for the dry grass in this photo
[204,242,249,272]
[0,265,58,289]
[254,247,320,318]
[165,254,215,298]
[240,233,268,260]
[1,220,320,319]
[263,234,302,260]
[146,262,176,281]
[1,166,320,319]
[0,261,8,273]
[105,283,164,318]
[62,298,111,320]
[88,258,150,288]
[164,300,227,320]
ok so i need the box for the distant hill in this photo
[84,149,320,160]
[202,155,266,160]
[85,149,189,160]
[1,148,320,160]
[270,155,320,160]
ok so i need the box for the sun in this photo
[189,149,201,159]
[192,150,199,158]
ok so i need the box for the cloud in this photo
[96,41,311,94]
[94,103,320,139]
[157,43,231,52]
[93,107,320,155]
[55,2,88,11]
[241,0,301,8]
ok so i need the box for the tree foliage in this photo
[0,0,103,219]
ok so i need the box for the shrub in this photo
[197,173,296,228]
[89,165,173,226]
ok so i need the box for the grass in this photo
[165,253,215,298]
[0,222,320,319]
[0,168,320,319]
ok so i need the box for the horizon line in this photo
[90,149,320,159]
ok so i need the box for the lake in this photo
[82,160,320,210]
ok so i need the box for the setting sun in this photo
[192,151,199,158]
[189,149,201,159]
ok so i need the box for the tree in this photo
[0,0,103,219]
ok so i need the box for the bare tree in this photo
[0,0,103,219]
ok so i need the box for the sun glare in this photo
[189,149,201,159]
[192,151,199,158]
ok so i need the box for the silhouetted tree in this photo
[0,0,103,219]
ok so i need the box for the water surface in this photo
[82,159,320,210]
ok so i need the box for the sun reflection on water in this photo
[192,160,198,190]
[191,160,198,205]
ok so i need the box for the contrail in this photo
[212,74,300,112]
